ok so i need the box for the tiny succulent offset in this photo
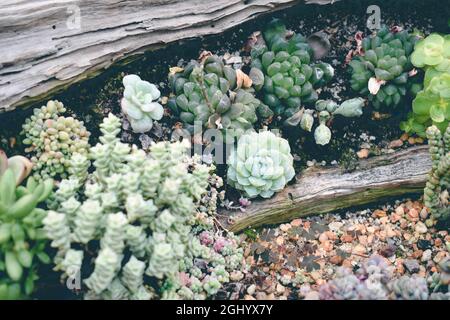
[349,26,422,110]
[121,74,164,133]
[168,55,271,141]
[0,157,53,299]
[423,124,449,221]
[250,19,334,121]
[22,100,90,181]
[227,130,295,198]
[43,113,244,300]
[312,98,365,145]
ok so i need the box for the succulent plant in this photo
[411,34,450,75]
[250,19,334,120]
[318,254,435,300]
[389,275,429,300]
[311,98,365,145]
[0,150,33,186]
[401,72,450,137]
[168,55,271,141]
[121,74,164,133]
[22,100,90,181]
[43,113,244,300]
[428,257,450,297]
[0,165,53,299]
[349,26,422,110]
[423,124,449,221]
[227,130,295,198]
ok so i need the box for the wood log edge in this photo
[218,145,431,233]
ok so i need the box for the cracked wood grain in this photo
[0,0,341,113]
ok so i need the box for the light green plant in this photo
[250,19,334,121]
[168,55,271,141]
[349,25,422,110]
[121,74,164,133]
[401,68,450,137]
[227,130,295,198]
[423,124,449,221]
[43,113,244,300]
[401,33,450,137]
[0,165,53,299]
[411,34,450,76]
[312,98,365,145]
[22,100,90,181]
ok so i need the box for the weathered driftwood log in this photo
[0,0,340,113]
[219,146,431,232]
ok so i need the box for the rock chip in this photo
[403,259,420,273]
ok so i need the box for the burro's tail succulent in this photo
[423,124,450,221]
[168,55,272,141]
[121,74,164,133]
[250,19,334,121]
[348,25,422,110]
[227,130,295,198]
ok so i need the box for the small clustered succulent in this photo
[43,113,244,300]
[0,158,53,299]
[250,19,334,121]
[168,55,271,141]
[349,25,422,110]
[423,124,449,221]
[121,74,164,133]
[401,34,450,137]
[319,255,431,300]
[428,257,450,300]
[303,97,365,145]
[227,130,295,198]
[22,100,90,181]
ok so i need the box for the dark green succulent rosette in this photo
[250,19,334,121]
[168,55,272,142]
[349,26,423,110]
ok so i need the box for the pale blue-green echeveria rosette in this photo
[227,131,295,198]
[121,74,164,133]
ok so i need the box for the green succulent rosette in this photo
[168,55,272,141]
[250,19,334,120]
[349,26,422,110]
[401,73,450,137]
[121,74,164,134]
[227,130,295,198]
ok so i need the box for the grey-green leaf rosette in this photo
[227,131,295,198]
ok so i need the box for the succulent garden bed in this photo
[0,0,449,301]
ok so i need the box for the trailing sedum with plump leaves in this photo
[349,26,422,110]
[168,55,272,141]
[43,113,244,300]
[0,163,53,299]
[227,131,295,198]
[423,124,449,221]
[22,100,90,181]
[121,74,164,133]
[250,19,334,121]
